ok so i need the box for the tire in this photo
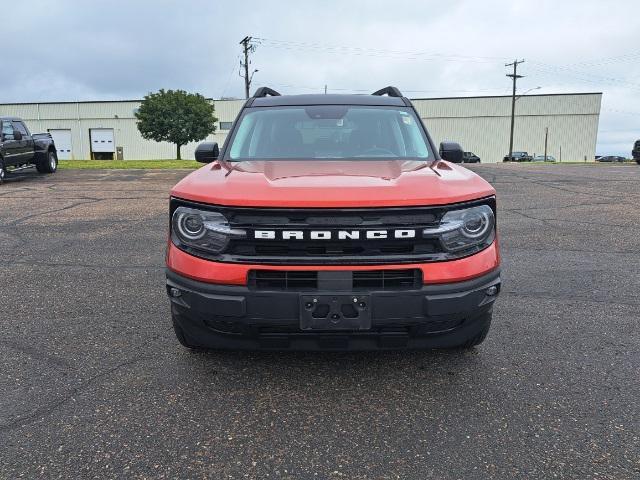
[0,158,5,185]
[36,150,58,174]
[452,313,492,349]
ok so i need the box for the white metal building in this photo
[0,93,601,162]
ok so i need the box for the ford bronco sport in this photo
[166,86,501,351]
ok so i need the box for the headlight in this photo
[171,207,245,254]
[423,204,495,253]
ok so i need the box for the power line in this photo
[239,36,259,99]
[527,61,640,90]
[566,51,640,68]
[220,54,241,98]
[506,59,525,163]
[253,37,510,64]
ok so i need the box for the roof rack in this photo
[371,86,403,98]
[253,87,281,98]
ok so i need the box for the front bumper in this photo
[166,268,501,351]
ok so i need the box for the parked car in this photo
[597,156,627,163]
[633,140,640,165]
[533,155,556,162]
[462,151,481,163]
[166,86,501,351]
[503,151,533,162]
[0,117,58,184]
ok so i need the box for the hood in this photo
[170,159,495,208]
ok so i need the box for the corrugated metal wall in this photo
[414,93,601,162]
[0,94,600,162]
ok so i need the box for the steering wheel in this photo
[359,147,397,157]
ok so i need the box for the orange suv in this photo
[166,87,501,350]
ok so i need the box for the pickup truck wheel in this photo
[0,158,5,184]
[36,150,58,174]
[453,313,492,349]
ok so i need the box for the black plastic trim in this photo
[166,268,501,351]
[371,86,403,97]
[253,87,281,98]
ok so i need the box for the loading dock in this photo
[48,129,73,159]
[90,128,115,160]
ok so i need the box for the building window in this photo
[219,122,233,130]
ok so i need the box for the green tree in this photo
[135,89,218,160]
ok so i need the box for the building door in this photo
[49,129,72,160]
[90,128,115,160]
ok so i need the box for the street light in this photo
[516,86,541,101]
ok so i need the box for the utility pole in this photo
[506,59,525,161]
[544,127,549,161]
[240,36,257,99]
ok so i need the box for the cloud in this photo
[1,0,638,155]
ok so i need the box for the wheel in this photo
[453,313,492,349]
[36,150,58,174]
[0,158,5,185]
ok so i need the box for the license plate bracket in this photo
[300,294,371,331]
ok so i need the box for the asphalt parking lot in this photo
[1,164,639,479]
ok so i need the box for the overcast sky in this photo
[2,0,639,155]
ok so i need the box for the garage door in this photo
[48,129,72,160]
[90,128,115,153]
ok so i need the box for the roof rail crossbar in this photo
[253,87,281,98]
[371,86,403,97]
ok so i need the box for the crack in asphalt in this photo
[0,355,152,432]
[503,290,640,309]
[6,199,105,226]
[502,200,621,212]
[0,259,163,270]
[502,246,638,256]
[502,209,637,230]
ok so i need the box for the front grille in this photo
[248,269,422,291]
[224,205,444,264]
[352,269,422,289]
[249,270,318,290]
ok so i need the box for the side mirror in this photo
[195,142,219,163]
[13,130,23,141]
[439,141,464,163]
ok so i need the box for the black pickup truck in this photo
[503,151,533,162]
[0,117,58,184]
[633,140,640,165]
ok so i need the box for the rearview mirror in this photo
[195,142,219,163]
[13,130,23,141]
[439,141,463,163]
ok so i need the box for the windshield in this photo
[226,105,431,161]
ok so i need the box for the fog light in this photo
[486,285,498,296]
[169,287,182,298]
